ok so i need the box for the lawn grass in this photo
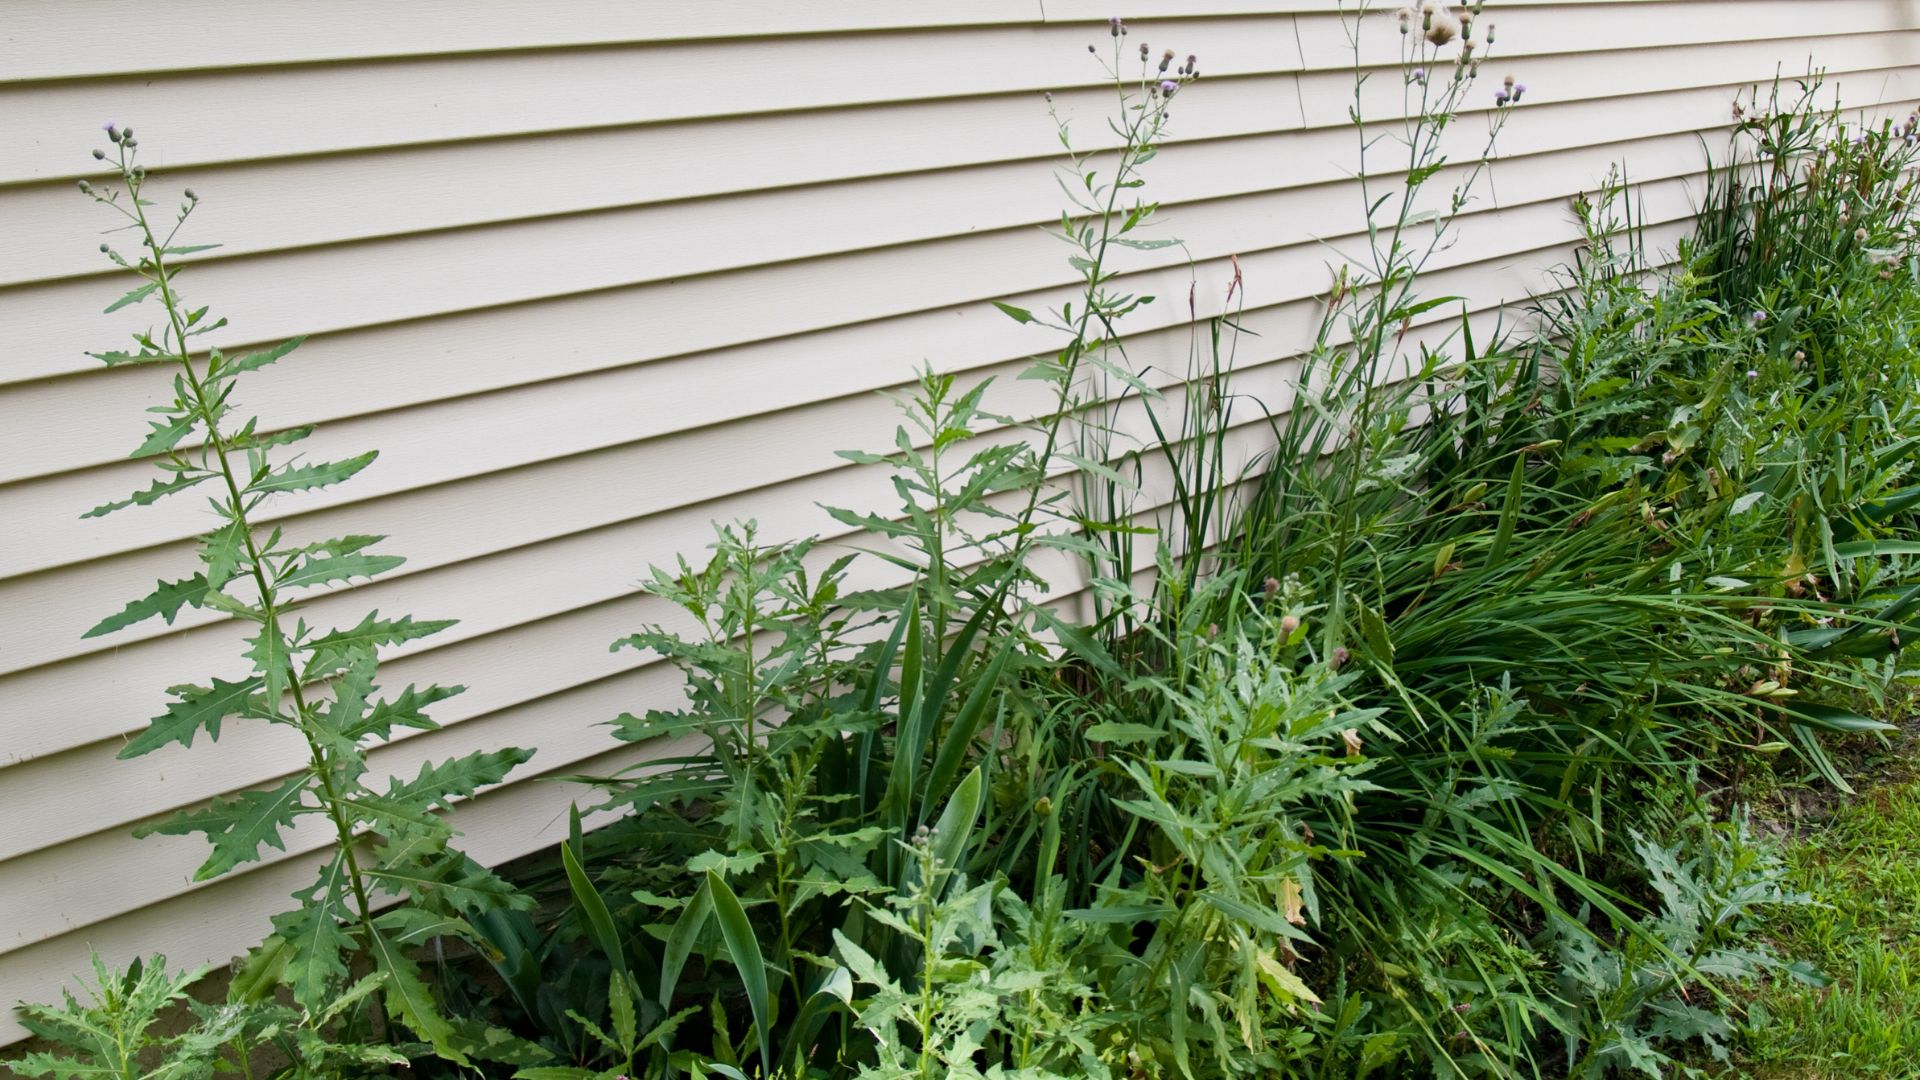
[1731,726,1920,1078]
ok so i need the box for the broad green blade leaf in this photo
[926,766,985,889]
[919,645,1012,822]
[135,773,309,880]
[659,876,712,1009]
[249,450,378,496]
[705,871,772,1079]
[561,808,627,977]
[118,675,263,758]
[84,573,212,638]
[368,928,465,1065]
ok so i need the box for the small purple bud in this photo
[1109,15,1122,35]
[1750,310,1767,325]
[1494,91,1509,106]
[1746,369,1759,379]
[1513,83,1526,100]
[1412,67,1427,83]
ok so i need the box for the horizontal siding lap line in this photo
[0,208,1701,783]
[0,8,1908,187]
[8,46,1912,291]
[3,48,1910,402]
[0,0,1738,86]
[12,96,1900,594]
[0,162,1727,635]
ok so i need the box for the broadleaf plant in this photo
[76,125,535,1064]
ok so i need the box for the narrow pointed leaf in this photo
[104,281,158,313]
[118,675,263,758]
[83,471,213,518]
[705,871,772,1078]
[222,336,305,376]
[248,450,377,496]
[134,773,308,880]
[279,553,404,590]
[84,573,212,638]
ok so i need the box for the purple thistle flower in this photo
[1746,369,1759,379]
[1160,79,1179,96]
[1109,15,1122,35]
[1412,67,1427,83]
[1495,90,1509,106]
[1750,310,1767,325]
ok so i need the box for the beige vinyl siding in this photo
[1,0,1916,1044]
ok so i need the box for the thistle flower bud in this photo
[98,242,110,253]
[1411,67,1427,84]
[1109,15,1122,35]
[1160,79,1178,96]
[1504,73,1515,89]
[124,137,137,148]
[1750,310,1767,325]
[1160,49,1174,72]
[1089,44,1097,52]
[106,126,121,144]
[1746,369,1759,379]
[1857,227,1870,243]
[1330,646,1350,670]
[1280,614,1300,638]
[1262,576,1280,598]
[92,148,106,160]
[1139,41,1149,60]
[76,179,91,192]
[120,126,132,140]
[185,188,199,201]
[1494,90,1509,106]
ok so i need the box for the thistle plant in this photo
[73,127,533,1064]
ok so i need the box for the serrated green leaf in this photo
[104,281,158,313]
[118,675,263,759]
[368,929,465,1064]
[84,573,213,638]
[304,612,456,676]
[134,773,308,880]
[248,450,377,496]
[345,683,460,740]
[386,748,533,808]
[131,411,196,459]
[271,879,354,1013]
[83,471,213,518]
[222,336,305,377]
[279,552,403,590]
[199,520,250,589]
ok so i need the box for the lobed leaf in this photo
[134,773,309,880]
[118,675,263,759]
[83,573,212,638]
